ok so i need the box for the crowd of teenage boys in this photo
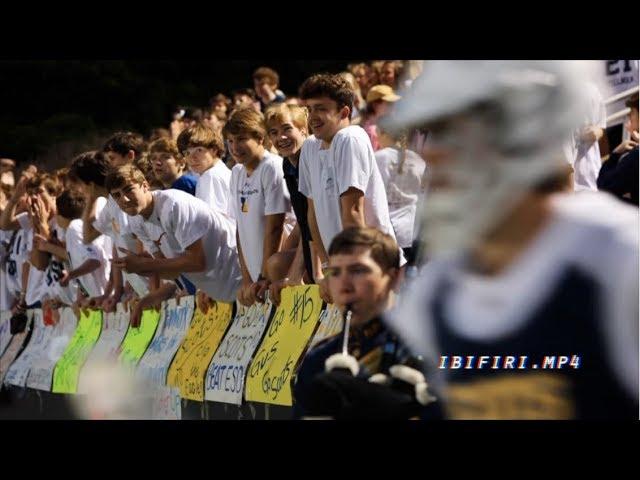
[1,60,637,419]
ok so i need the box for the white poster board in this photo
[150,385,182,420]
[205,300,274,405]
[0,311,33,384]
[27,307,78,391]
[0,310,12,357]
[137,296,194,387]
[308,304,343,349]
[76,303,129,394]
[5,310,54,387]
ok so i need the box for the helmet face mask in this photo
[417,113,533,257]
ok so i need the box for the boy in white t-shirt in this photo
[1,173,60,309]
[32,190,89,307]
[56,190,111,302]
[105,164,242,309]
[223,108,291,306]
[298,74,404,303]
[1,199,31,311]
[68,150,147,310]
[177,123,231,215]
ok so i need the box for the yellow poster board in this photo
[52,309,103,394]
[118,308,161,367]
[166,300,233,401]
[245,285,323,406]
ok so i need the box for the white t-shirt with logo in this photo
[24,217,60,307]
[126,189,241,302]
[66,219,111,298]
[39,223,78,306]
[299,127,406,264]
[93,195,137,250]
[195,160,232,216]
[375,147,427,248]
[8,213,46,306]
[4,216,32,302]
[229,151,291,282]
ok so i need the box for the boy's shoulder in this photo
[260,151,284,173]
[333,125,368,144]
[66,218,84,237]
[301,135,322,155]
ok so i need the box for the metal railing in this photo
[605,85,639,124]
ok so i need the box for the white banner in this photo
[150,385,182,420]
[204,300,274,405]
[27,307,78,391]
[137,296,194,386]
[308,304,343,349]
[5,310,55,387]
[0,311,12,357]
[0,311,33,384]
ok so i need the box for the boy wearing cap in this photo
[362,84,401,151]
[298,74,404,304]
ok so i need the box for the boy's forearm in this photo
[68,259,101,280]
[138,282,177,310]
[81,198,101,244]
[261,223,284,278]
[135,254,204,277]
[237,230,253,284]
[306,200,329,267]
[286,239,305,283]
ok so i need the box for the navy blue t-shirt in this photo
[171,173,198,197]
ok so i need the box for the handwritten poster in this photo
[76,304,129,394]
[245,285,323,406]
[138,296,194,387]
[205,300,274,404]
[150,385,182,420]
[117,308,160,367]
[308,304,343,349]
[167,299,233,401]
[0,310,12,357]
[52,309,102,394]
[27,307,78,391]
[5,309,54,387]
[0,311,33,384]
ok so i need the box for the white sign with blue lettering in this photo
[205,300,274,405]
[137,296,194,386]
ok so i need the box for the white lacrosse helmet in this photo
[384,60,607,257]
